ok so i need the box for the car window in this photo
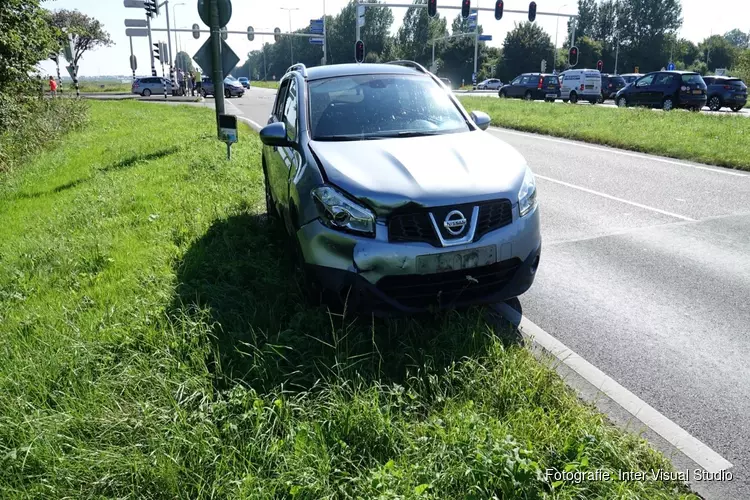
[653,73,673,86]
[273,80,290,121]
[610,76,625,85]
[636,74,655,87]
[308,74,470,140]
[519,76,530,85]
[511,77,522,85]
[702,77,715,85]
[283,79,298,141]
[543,76,558,85]
[681,74,704,85]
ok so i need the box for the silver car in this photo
[131,76,173,97]
[477,78,504,90]
[259,61,541,314]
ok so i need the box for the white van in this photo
[559,69,602,104]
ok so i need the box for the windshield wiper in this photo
[369,130,444,139]
[313,135,383,141]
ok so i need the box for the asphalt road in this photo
[457,89,750,117]
[217,88,749,499]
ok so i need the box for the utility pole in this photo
[473,1,480,86]
[281,6,299,66]
[163,0,175,84]
[209,0,225,120]
[147,15,156,76]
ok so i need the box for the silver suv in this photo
[260,61,541,314]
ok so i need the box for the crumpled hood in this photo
[309,130,528,215]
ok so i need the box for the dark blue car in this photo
[702,76,747,112]
[498,73,561,102]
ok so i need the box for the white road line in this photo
[238,116,263,132]
[536,174,697,222]
[490,128,748,178]
[493,302,734,474]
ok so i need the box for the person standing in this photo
[48,76,58,97]
[189,73,195,96]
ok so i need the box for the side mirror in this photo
[470,110,491,131]
[259,122,292,148]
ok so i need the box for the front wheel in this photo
[498,90,506,98]
[617,96,628,108]
[569,92,578,104]
[597,95,604,104]
[524,91,533,101]
[562,99,569,103]
[731,106,744,112]
[224,89,231,99]
[707,96,722,111]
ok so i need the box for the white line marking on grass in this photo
[536,174,697,222]
[490,128,748,178]
[238,117,263,132]
[493,302,734,474]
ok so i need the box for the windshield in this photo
[309,74,470,141]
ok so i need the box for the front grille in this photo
[376,258,522,309]
[388,212,438,245]
[475,200,513,240]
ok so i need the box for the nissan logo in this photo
[443,210,467,236]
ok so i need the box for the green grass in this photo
[251,80,280,89]
[77,81,132,93]
[0,100,698,498]
[459,97,750,171]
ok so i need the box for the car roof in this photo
[305,63,427,81]
[649,70,698,74]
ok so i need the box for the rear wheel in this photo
[707,96,722,111]
[562,99,569,103]
[617,96,628,108]
[569,92,578,104]
[142,88,151,97]
[731,106,744,112]
[596,95,604,104]
[524,90,533,101]
[662,97,674,111]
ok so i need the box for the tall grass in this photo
[0,100,697,498]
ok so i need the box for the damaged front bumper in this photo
[296,205,541,314]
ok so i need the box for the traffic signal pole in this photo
[208,0,225,128]
[147,16,156,76]
[163,0,175,84]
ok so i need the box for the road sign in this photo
[472,72,477,83]
[123,0,146,7]
[65,65,78,80]
[310,19,324,34]
[125,28,149,37]
[62,35,74,62]
[357,5,366,27]
[219,114,238,144]
[469,21,477,29]
[667,62,675,70]
[309,37,324,45]
[124,19,148,28]
[198,0,232,28]
[478,34,492,41]
[193,35,239,80]
[130,55,138,71]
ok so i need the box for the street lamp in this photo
[554,4,568,72]
[280,6,300,66]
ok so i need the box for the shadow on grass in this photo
[171,212,518,394]
[12,147,180,201]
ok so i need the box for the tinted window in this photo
[636,74,655,87]
[309,74,470,140]
[273,80,290,120]
[543,76,559,85]
[511,77,522,85]
[681,74,704,85]
[610,76,626,85]
[283,79,298,141]
[519,76,530,85]
[653,73,673,86]
[703,77,715,85]
[727,78,746,89]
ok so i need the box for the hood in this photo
[309,130,528,215]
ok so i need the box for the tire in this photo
[142,88,151,97]
[689,106,701,113]
[224,89,231,99]
[617,96,628,108]
[200,88,207,97]
[707,96,722,111]
[498,90,506,98]
[562,99,569,103]
[596,95,604,104]
[569,92,578,104]
[524,91,533,101]
[731,106,743,112]
[662,97,674,111]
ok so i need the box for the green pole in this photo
[209,0,225,133]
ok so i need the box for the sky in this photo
[38,0,750,78]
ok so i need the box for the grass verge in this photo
[459,97,750,171]
[0,100,697,498]
[251,80,280,89]
[77,81,132,93]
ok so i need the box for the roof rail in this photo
[286,63,308,78]
[386,60,428,73]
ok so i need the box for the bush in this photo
[0,97,88,173]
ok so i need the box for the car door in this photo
[629,74,656,106]
[266,79,290,215]
[650,73,674,105]
[506,76,522,97]
[513,76,530,97]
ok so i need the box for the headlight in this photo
[518,167,537,217]
[312,186,375,236]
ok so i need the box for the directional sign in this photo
[125,28,149,37]
[130,55,138,71]
[309,37,324,45]
[193,35,239,80]
[310,19,324,34]
[125,19,148,28]
[667,62,675,71]
[478,34,492,41]
[357,5,366,27]
[123,0,146,7]
[63,35,75,62]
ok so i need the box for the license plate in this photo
[416,245,496,275]
[692,89,702,94]
[546,93,557,98]
[547,86,555,89]
[585,85,594,89]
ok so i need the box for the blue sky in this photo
[38,0,749,77]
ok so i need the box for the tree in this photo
[698,35,738,72]
[723,29,749,49]
[572,36,603,70]
[0,0,57,93]
[396,0,447,64]
[568,0,598,40]
[175,51,195,73]
[502,22,554,80]
[50,9,113,70]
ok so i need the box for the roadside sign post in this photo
[129,36,137,82]
[218,114,238,160]
[62,34,79,98]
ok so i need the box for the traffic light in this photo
[144,0,157,18]
[274,27,281,43]
[153,42,161,63]
[461,0,471,19]
[568,46,579,67]
[528,1,537,22]
[355,40,365,64]
[597,59,603,72]
[495,0,504,20]
[247,26,255,41]
[427,0,437,18]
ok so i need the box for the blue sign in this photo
[310,19,324,34]
[478,34,492,41]
[667,62,675,70]
[472,72,477,82]
[309,37,324,45]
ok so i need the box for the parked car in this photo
[615,71,707,111]
[702,76,747,112]
[600,73,627,101]
[259,61,541,314]
[498,73,561,101]
[559,69,602,104]
[200,76,246,98]
[439,77,452,89]
[238,77,250,89]
[620,73,644,85]
[477,78,503,90]
[131,77,173,97]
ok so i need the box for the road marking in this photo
[490,128,748,178]
[238,116,263,132]
[493,302,734,474]
[536,174,697,221]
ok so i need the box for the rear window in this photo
[681,74,704,85]
[726,78,747,89]
[610,76,626,85]
[543,76,559,85]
